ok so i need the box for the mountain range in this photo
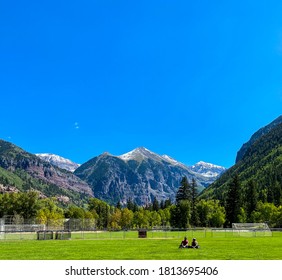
[36,149,225,179]
[73,147,225,205]
[3,114,281,207]
[0,140,225,206]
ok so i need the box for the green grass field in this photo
[0,231,281,260]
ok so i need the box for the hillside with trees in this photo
[199,120,282,227]
[201,122,282,204]
[0,140,93,205]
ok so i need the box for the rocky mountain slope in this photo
[0,139,93,204]
[74,147,225,206]
[35,153,80,172]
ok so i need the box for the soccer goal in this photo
[37,230,54,240]
[232,223,272,237]
[55,230,71,240]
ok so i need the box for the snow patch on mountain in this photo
[162,155,178,165]
[118,148,226,179]
[35,153,80,172]
[118,147,164,162]
[191,161,226,178]
[75,147,227,205]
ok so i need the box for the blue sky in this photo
[0,0,282,168]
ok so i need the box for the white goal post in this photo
[232,223,272,236]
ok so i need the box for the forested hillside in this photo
[201,122,282,206]
[236,115,282,163]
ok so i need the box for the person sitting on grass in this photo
[179,237,189,248]
[190,238,200,249]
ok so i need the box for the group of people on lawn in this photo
[179,237,199,249]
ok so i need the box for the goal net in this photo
[232,223,272,237]
[37,230,54,240]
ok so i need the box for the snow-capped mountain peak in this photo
[75,147,226,206]
[118,148,226,179]
[35,153,80,172]
[119,147,164,162]
[191,161,226,178]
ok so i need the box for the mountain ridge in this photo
[236,115,282,163]
[0,139,93,204]
[74,147,225,205]
[0,139,226,206]
[201,120,282,205]
[35,153,80,172]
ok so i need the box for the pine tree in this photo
[225,174,242,227]
[191,178,198,205]
[116,200,122,210]
[152,196,160,211]
[176,176,191,204]
[126,198,134,211]
[172,177,193,228]
[132,202,139,212]
[245,179,258,220]
[272,181,282,207]
[170,200,191,228]
[190,178,199,226]
[164,198,172,208]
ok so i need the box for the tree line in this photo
[224,174,282,227]
[0,175,282,229]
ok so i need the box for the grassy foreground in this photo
[0,231,281,260]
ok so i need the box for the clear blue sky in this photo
[1,0,282,168]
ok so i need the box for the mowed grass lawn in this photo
[0,231,281,260]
